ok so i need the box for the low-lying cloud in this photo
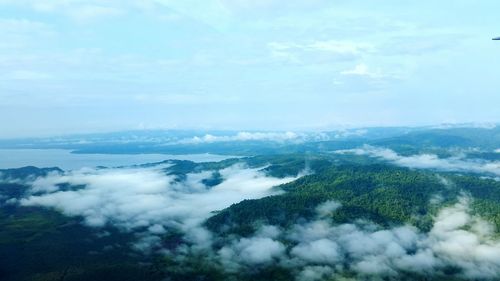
[20,163,299,251]
[179,130,367,144]
[336,145,500,177]
[214,198,500,280]
[181,131,301,144]
[11,158,500,279]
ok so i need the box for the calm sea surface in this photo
[0,149,237,170]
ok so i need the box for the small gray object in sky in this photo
[493,37,500,40]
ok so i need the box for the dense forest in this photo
[1,147,500,280]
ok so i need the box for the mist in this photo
[214,197,500,280]
[20,163,300,251]
[336,145,500,177]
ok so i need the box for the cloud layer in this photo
[7,159,500,279]
[336,145,500,177]
[2,1,499,137]
[177,130,368,144]
[20,163,299,250]
[214,198,500,280]
[181,131,301,144]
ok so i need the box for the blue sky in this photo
[0,0,499,137]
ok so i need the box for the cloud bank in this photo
[181,131,301,144]
[178,130,367,144]
[336,145,500,177]
[20,163,299,251]
[214,198,500,280]
[6,159,500,279]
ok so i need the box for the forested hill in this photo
[206,163,500,236]
[2,153,500,280]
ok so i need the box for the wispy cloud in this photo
[7,159,500,279]
[0,0,499,139]
[3,70,53,80]
[267,40,374,64]
[336,145,500,177]
[181,131,300,144]
[340,63,385,79]
[19,163,300,251]
[1,0,126,22]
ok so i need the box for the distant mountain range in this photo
[1,125,498,156]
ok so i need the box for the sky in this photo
[0,0,499,137]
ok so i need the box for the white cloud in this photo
[0,0,130,23]
[20,163,300,251]
[407,197,500,279]
[332,129,367,139]
[0,18,52,33]
[267,40,374,64]
[66,4,124,23]
[341,63,382,78]
[218,0,327,15]
[0,18,56,50]
[178,130,365,144]
[4,70,53,80]
[223,237,286,265]
[335,145,500,177]
[321,198,499,278]
[8,158,500,279]
[212,196,500,280]
[307,40,373,55]
[218,225,286,270]
[296,266,334,281]
[181,131,300,144]
[315,200,341,217]
[290,238,341,265]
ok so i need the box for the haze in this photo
[1,0,499,137]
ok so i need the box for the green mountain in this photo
[1,148,500,280]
